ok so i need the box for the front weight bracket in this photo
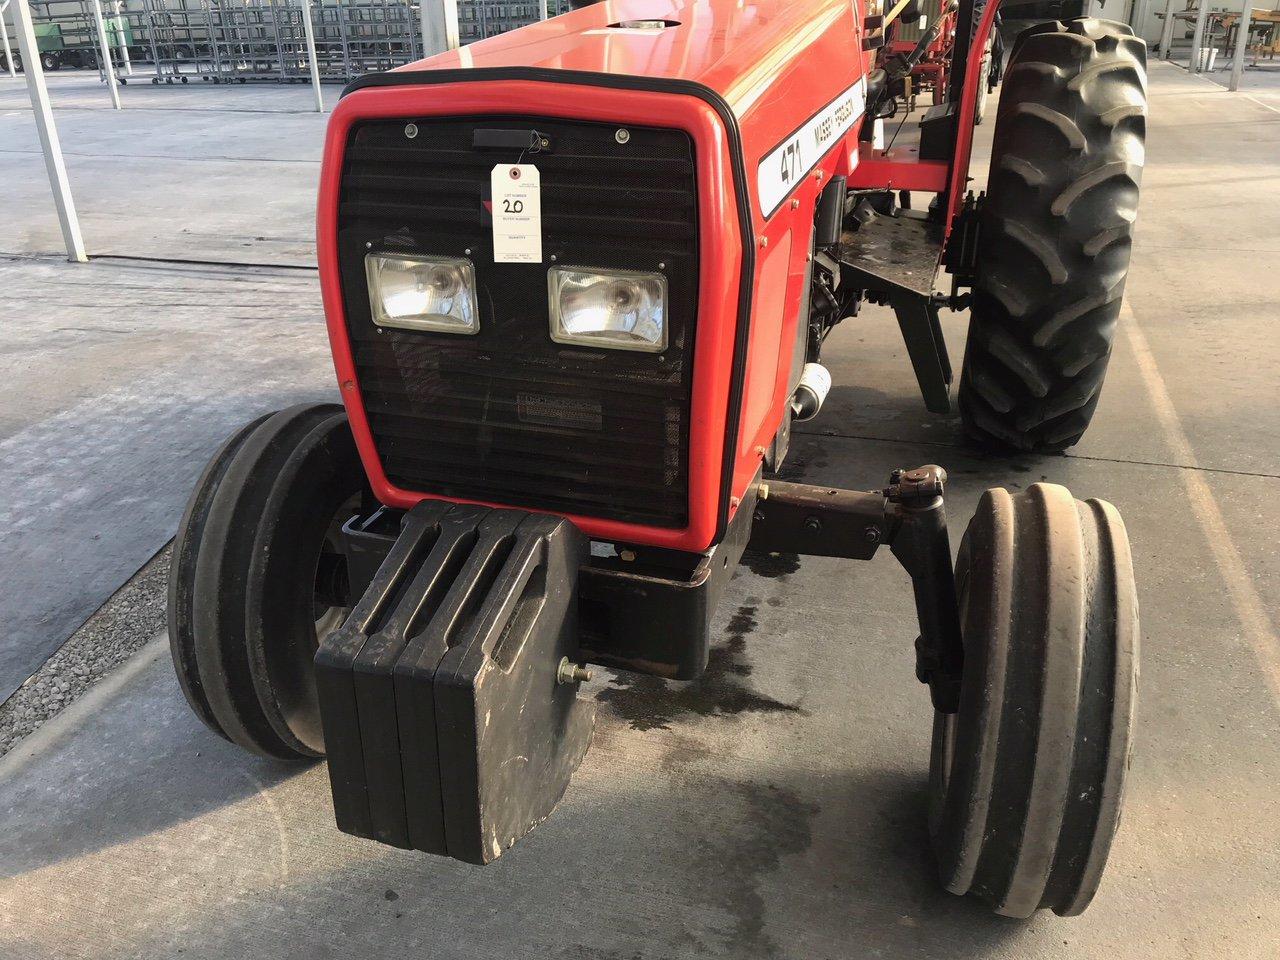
[747,465,964,713]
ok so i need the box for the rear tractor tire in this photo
[168,403,367,760]
[929,483,1138,916]
[959,19,1147,453]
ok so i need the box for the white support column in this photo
[420,0,459,57]
[1,0,16,78]
[539,0,548,20]
[11,0,87,261]
[1131,0,1150,41]
[112,0,132,75]
[1228,0,1253,91]
[89,0,121,108]
[299,0,322,112]
[1188,0,1212,72]
[1158,0,1179,59]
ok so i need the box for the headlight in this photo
[364,253,478,334]
[547,267,667,353]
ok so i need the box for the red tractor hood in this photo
[320,0,880,552]
[392,0,868,119]
[372,0,877,232]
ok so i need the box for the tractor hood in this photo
[379,0,865,119]
[320,0,874,553]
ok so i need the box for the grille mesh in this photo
[337,117,698,528]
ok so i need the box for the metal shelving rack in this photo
[21,0,572,86]
[137,0,213,81]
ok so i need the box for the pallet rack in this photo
[13,0,574,85]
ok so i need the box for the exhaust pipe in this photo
[790,363,831,422]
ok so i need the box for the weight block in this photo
[315,501,593,862]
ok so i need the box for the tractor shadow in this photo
[1,646,1028,958]
[595,600,805,733]
[780,390,1073,502]
[0,657,313,883]
[806,380,967,450]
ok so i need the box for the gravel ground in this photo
[0,544,171,758]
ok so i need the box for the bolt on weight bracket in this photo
[747,465,964,713]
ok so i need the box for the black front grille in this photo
[337,116,698,528]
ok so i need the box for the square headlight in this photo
[365,253,478,334]
[548,266,668,353]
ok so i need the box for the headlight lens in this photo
[365,253,478,334]
[547,267,667,353]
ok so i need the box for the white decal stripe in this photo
[756,79,867,217]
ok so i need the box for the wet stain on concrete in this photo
[712,780,819,958]
[563,761,820,958]
[770,438,828,483]
[741,549,802,580]
[597,602,804,732]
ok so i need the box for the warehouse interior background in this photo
[1,0,1278,957]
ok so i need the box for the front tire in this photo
[959,19,1147,453]
[929,483,1138,917]
[168,404,366,760]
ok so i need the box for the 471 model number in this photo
[779,139,803,184]
[757,79,866,216]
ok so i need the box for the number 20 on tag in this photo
[491,164,542,263]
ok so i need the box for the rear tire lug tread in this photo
[1008,102,1088,152]
[1050,161,1142,218]
[995,219,1071,285]
[960,17,1145,454]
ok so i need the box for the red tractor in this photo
[169,0,1146,919]
[881,0,1003,117]
[885,0,959,109]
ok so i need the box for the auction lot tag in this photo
[491,164,543,263]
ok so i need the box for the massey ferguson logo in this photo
[813,96,857,150]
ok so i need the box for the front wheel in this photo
[959,19,1147,453]
[928,483,1138,917]
[167,404,367,760]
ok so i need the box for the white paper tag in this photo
[491,163,542,263]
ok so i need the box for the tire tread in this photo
[167,414,273,743]
[191,403,343,760]
[930,484,1138,917]
[960,18,1147,453]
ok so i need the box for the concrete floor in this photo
[1,62,1279,958]
[0,72,325,264]
[0,258,332,700]
[0,74,333,699]
[1159,35,1280,96]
